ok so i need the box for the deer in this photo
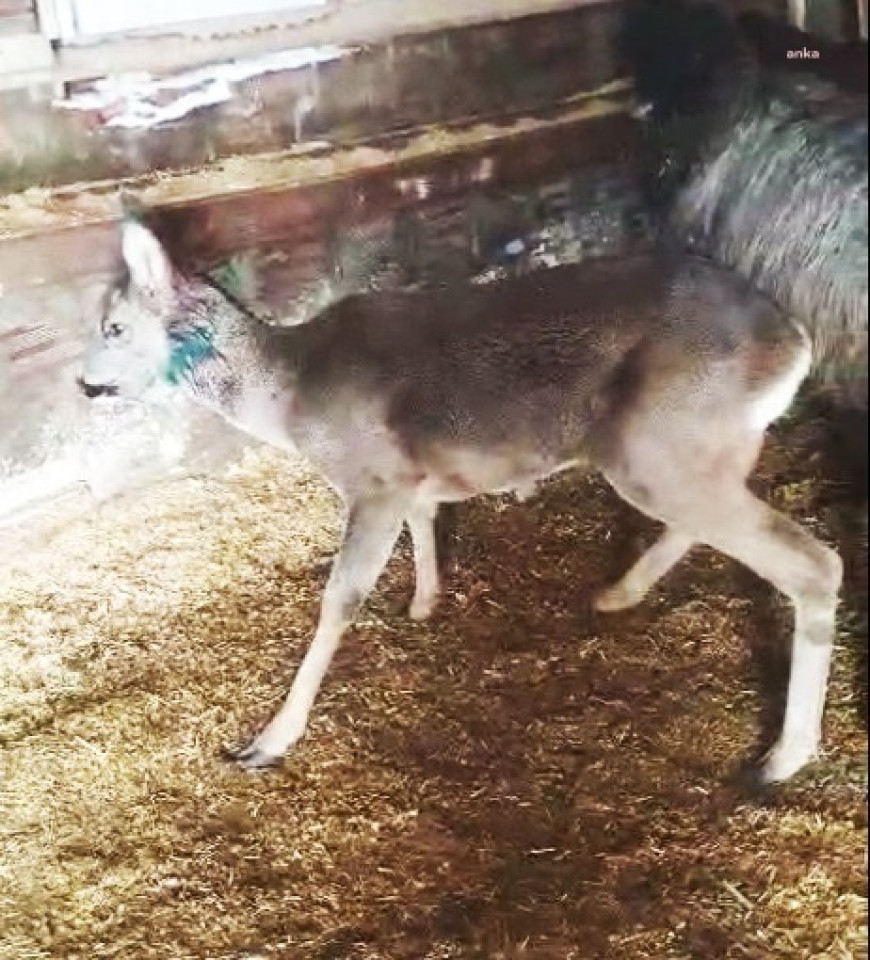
[78,218,842,785]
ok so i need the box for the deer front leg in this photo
[407,501,440,620]
[232,495,404,769]
[594,527,694,612]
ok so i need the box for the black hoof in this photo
[729,758,779,803]
[222,742,283,771]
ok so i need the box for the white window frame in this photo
[34,0,329,44]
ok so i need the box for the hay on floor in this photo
[0,417,866,960]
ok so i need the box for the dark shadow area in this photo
[796,395,868,730]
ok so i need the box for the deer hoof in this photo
[758,738,818,785]
[592,583,645,613]
[409,595,437,620]
[225,740,284,771]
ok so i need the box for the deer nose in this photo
[78,377,119,399]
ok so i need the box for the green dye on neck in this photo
[165,326,217,386]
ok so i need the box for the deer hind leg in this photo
[596,418,767,616]
[406,500,440,620]
[594,527,695,612]
[700,498,841,784]
[233,494,405,769]
[605,453,841,784]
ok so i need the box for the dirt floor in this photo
[0,403,866,960]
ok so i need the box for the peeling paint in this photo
[53,46,350,130]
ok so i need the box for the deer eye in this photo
[104,320,127,340]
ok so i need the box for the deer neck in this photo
[165,285,300,433]
[165,286,282,404]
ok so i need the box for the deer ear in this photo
[120,219,174,300]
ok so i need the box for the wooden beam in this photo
[0,97,636,290]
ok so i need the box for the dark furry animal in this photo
[618,0,868,403]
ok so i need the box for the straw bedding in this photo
[0,410,866,960]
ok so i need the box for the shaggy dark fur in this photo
[618,0,868,400]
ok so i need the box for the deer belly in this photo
[418,448,572,502]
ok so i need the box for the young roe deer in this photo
[79,219,842,784]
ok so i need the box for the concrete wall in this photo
[0,3,623,191]
[0,0,35,33]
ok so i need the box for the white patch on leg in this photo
[409,593,436,621]
[761,633,833,783]
[243,611,346,762]
[593,584,637,613]
[749,331,812,431]
[408,503,440,620]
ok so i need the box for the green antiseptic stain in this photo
[165,327,217,385]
